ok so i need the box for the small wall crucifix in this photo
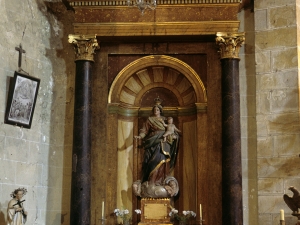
[15,44,26,72]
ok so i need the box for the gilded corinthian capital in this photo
[68,34,99,62]
[216,32,245,59]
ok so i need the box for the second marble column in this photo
[216,32,245,225]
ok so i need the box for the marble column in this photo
[68,35,99,225]
[216,32,245,225]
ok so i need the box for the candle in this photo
[200,204,202,218]
[280,209,284,221]
[102,201,105,218]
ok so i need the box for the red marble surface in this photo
[74,5,239,23]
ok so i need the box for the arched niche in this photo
[108,55,207,108]
[107,55,207,224]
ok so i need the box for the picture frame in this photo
[4,71,40,129]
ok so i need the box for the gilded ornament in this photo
[68,34,99,62]
[216,32,245,59]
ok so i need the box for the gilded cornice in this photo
[108,104,206,117]
[215,32,245,59]
[68,34,99,61]
[138,106,196,117]
[108,104,140,117]
[69,0,240,6]
[73,21,240,37]
[69,0,241,37]
[195,103,207,113]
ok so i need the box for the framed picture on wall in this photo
[4,71,40,129]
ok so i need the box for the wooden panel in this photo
[177,77,191,94]
[137,70,152,87]
[196,112,209,224]
[120,90,136,105]
[166,69,180,86]
[182,120,198,212]
[152,67,165,82]
[91,46,113,225]
[205,42,222,225]
[125,76,143,94]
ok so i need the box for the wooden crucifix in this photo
[15,44,26,72]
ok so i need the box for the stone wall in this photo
[254,0,300,224]
[238,7,258,225]
[0,1,74,224]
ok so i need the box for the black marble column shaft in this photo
[221,58,243,225]
[70,60,92,225]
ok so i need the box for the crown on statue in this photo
[154,96,162,105]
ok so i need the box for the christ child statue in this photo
[162,117,181,142]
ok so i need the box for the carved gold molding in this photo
[215,32,245,59]
[74,21,240,37]
[68,34,99,61]
[69,0,241,6]
[108,103,140,117]
[195,103,207,113]
[107,103,206,117]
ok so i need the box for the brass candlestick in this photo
[200,217,204,225]
[100,218,106,225]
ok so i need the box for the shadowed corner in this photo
[239,0,254,12]
[51,213,68,225]
[60,212,68,224]
[0,202,7,225]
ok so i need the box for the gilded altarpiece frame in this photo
[68,0,242,223]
